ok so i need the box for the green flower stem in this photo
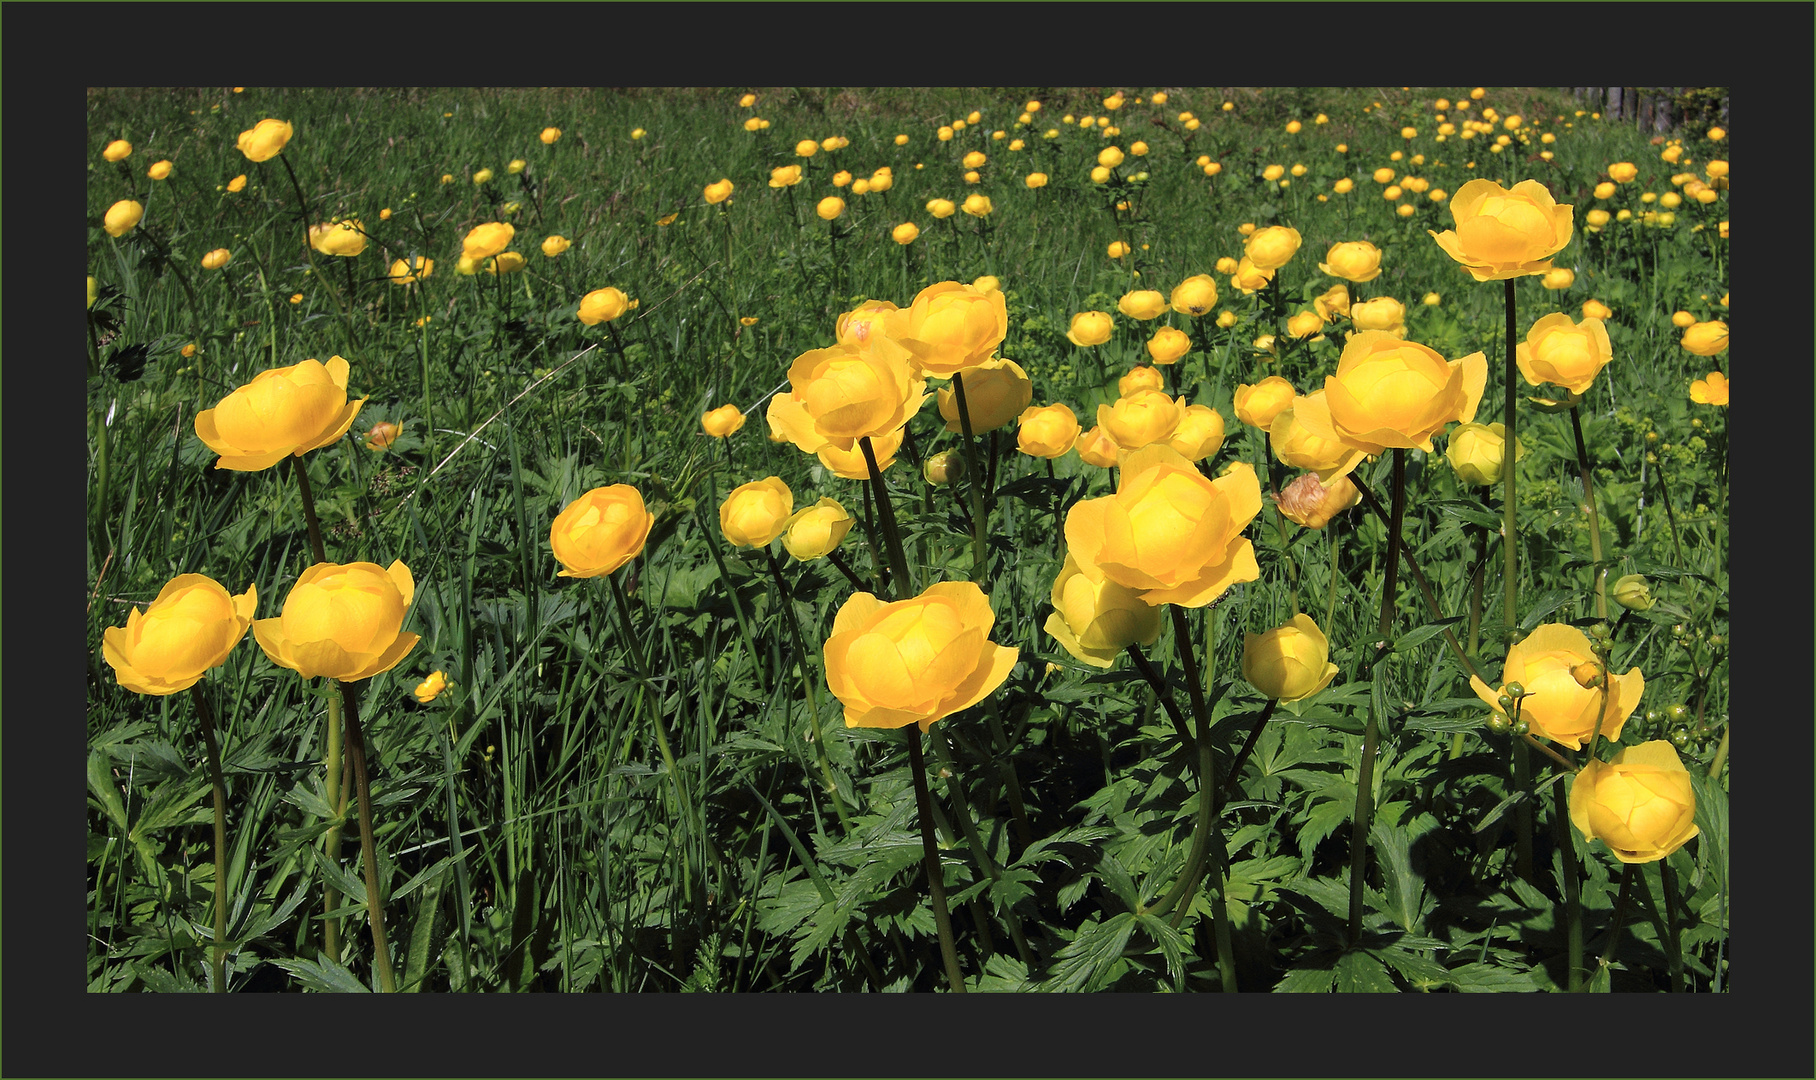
[1220,699,1279,803]
[860,436,914,599]
[1124,644,1193,745]
[1268,502,1301,618]
[825,549,873,594]
[1567,405,1609,619]
[1325,516,1341,631]
[276,155,353,347]
[761,547,852,834]
[855,475,890,598]
[1501,278,1520,633]
[1165,606,1237,989]
[1706,725,1729,779]
[949,373,991,585]
[416,284,436,466]
[1349,448,1405,944]
[1551,771,1584,991]
[190,687,231,993]
[982,701,1033,850]
[905,729,967,993]
[607,569,700,850]
[1348,473,1489,685]
[334,679,395,993]
[291,455,328,565]
[1658,858,1688,992]
[695,503,773,696]
[1596,863,1637,974]
[290,453,348,956]
[926,733,1035,967]
[1512,738,1535,883]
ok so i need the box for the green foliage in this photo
[85,86,1727,993]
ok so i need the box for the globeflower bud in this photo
[781,498,854,561]
[1273,472,1360,529]
[103,199,144,238]
[1044,554,1163,668]
[1066,311,1114,347]
[1242,614,1340,700]
[1446,422,1526,486]
[701,403,747,439]
[1017,403,1080,459]
[577,287,630,325]
[923,449,965,486]
[1611,574,1655,612]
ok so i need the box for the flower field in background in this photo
[85,86,1729,993]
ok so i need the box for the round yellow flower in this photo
[704,178,735,204]
[1569,742,1700,864]
[1096,390,1182,453]
[720,477,794,548]
[937,359,1034,433]
[541,235,571,258]
[1166,403,1226,462]
[766,337,929,453]
[1242,614,1339,701]
[549,485,654,579]
[1470,623,1644,750]
[817,197,845,220]
[1064,446,1262,608]
[578,287,630,325]
[701,403,747,438]
[1170,275,1219,317]
[962,194,993,217]
[1044,554,1163,668]
[253,561,419,682]
[195,356,367,472]
[823,582,1019,731]
[1517,313,1613,393]
[892,221,920,245]
[102,575,256,696]
[201,248,232,270]
[1147,327,1191,365]
[1316,332,1488,454]
[1243,226,1302,271]
[103,200,144,237]
[1318,241,1382,283]
[1117,290,1167,321]
[309,219,367,257]
[1233,376,1296,430]
[236,119,293,163]
[781,498,854,561]
[461,222,514,261]
[1067,311,1113,347]
[889,281,1008,377]
[1679,320,1729,357]
[1428,177,1574,281]
[540,127,562,145]
[1446,422,1527,486]
[1017,403,1081,459]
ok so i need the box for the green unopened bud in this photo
[1665,702,1690,724]
[1486,712,1511,734]
[923,450,965,487]
[1504,681,1526,700]
[1512,718,1529,736]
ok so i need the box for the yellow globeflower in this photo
[1242,614,1339,701]
[1569,742,1700,864]
[102,575,256,696]
[254,561,419,682]
[823,582,1019,732]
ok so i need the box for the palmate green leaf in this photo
[1370,815,1438,935]
[129,776,211,838]
[1039,911,1138,992]
[87,749,129,836]
[268,953,373,993]
[1440,961,1544,992]
[1333,948,1399,992]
